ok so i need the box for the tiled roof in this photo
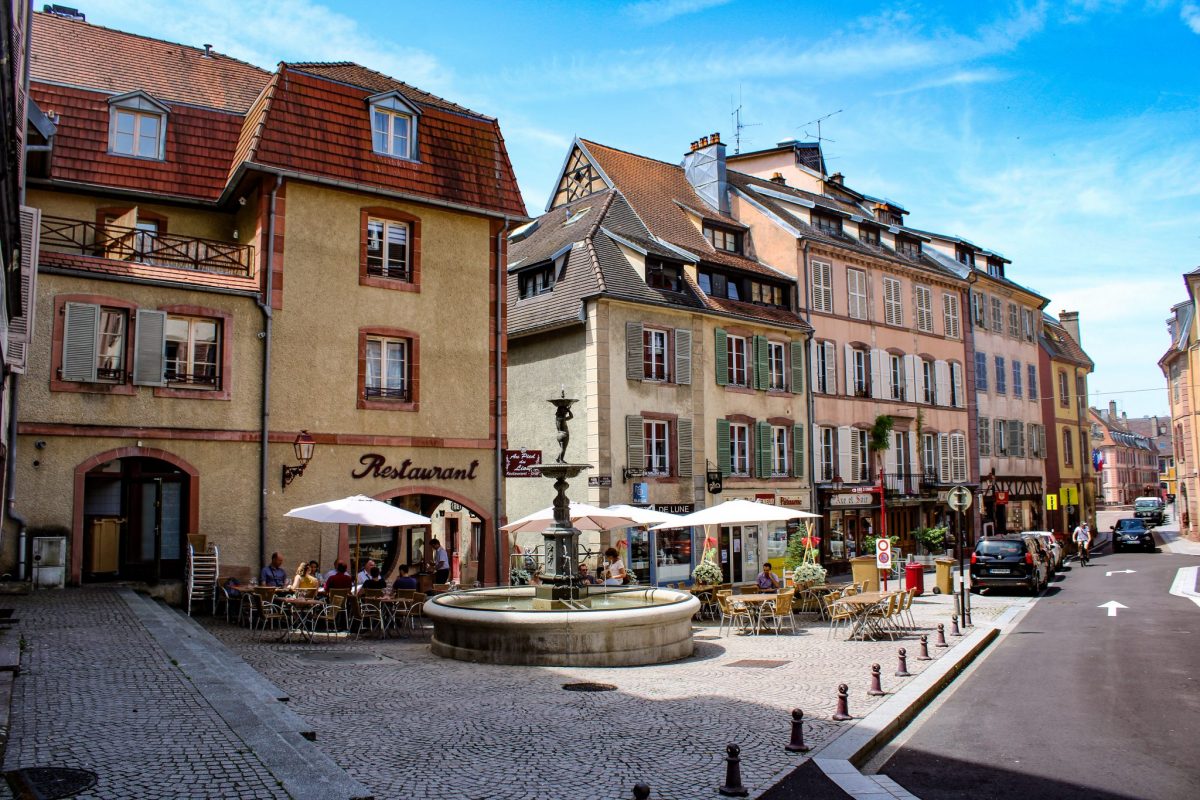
[289,62,480,118]
[1040,314,1093,369]
[39,251,261,294]
[509,191,613,269]
[31,12,270,113]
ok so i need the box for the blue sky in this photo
[81,0,1200,416]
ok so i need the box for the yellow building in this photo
[1162,287,1198,540]
[1039,312,1095,536]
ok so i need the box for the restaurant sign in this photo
[503,449,542,478]
[830,493,874,507]
[352,453,480,481]
[588,476,613,488]
[653,503,695,515]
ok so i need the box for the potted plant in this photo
[913,525,950,556]
[692,559,723,586]
[783,531,827,585]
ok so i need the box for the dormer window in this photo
[518,263,556,299]
[108,91,168,160]
[859,225,880,246]
[956,246,975,267]
[987,258,1005,278]
[368,92,421,160]
[811,211,842,236]
[896,236,922,260]
[646,258,682,292]
[704,224,742,254]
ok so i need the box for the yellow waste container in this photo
[850,556,880,592]
[934,558,955,595]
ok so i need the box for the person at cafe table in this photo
[291,561,319,590]
[260,552,287,587]
[392,564,418,591]
[356,559,377,587]
[576,562,601,585]
[756,562,780,593]
[324,562,354,591]
[359,566,387,592]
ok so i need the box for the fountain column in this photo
[532,394,591,609]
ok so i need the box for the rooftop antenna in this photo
[798,109,842,175]
[730,86,761,155]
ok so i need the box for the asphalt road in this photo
[880,546,1200,800]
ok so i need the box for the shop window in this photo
[655,529,692,584]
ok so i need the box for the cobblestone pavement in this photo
[206,589,1027,800]
[1,588,289,800]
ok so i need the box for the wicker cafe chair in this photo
[826,594,856,639]
[758,589,797,634]
[355,590,386,639]
[312,595,346,640]
[402,593,429,636]
[717,592,754,636]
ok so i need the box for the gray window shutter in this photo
[753,336,769,390]
[5,207,40,373]
[714,328,728,386]
[790,340,804,394]
[716,419,731,477]
[677,418,693,478]
[133,309,167,386]
[756,420,771,478]
[625,321,643,381]
[62,302,100,383]
[792,424,805,478]
[674,328,692,385]
[626,415,644,473]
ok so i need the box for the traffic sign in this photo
[875,538,892,570]
[1046,493,1058,511]
[947,485,972,512]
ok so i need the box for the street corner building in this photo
[5,10,526,594]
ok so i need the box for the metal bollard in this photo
[633,783,651,800]
[964,607,973,628]
[895,647,912,677]
[917,634,932,660]
[935,623,948,648]
[950,614,961,636]
[867,663,885,695]
[832,683,852,720]
[785,708,811,753]
[718,743,749,797]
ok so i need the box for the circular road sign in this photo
[947,485,973,512]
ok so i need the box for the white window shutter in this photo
[677,418,693,477]
[626,415,645,472]
[62,302,100,383]
[951,362,964,408]
[674,327,692,385]
[934,360,950,406]
[870,349,885,399]
[844,343,854,395]
[133,309,167,386]
[908,430,919,475]
[884,436,898,476]
[837,425,851,482]
[810,340,820,392]
[938,433,951,483]
[849,428,861,481]
[904,354,918,403]
[5,207,41,373]
[625,321,643,381]
[823,341,836,394]
[813,424,822,478]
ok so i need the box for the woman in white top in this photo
[603,547,626,586]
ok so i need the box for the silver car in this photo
[1022,531,1064,572]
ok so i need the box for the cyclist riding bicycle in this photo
[1072,522,1092,566]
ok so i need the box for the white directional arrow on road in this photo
[1106,569,1136,577]
[1099,601,1128,617]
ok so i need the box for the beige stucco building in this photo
[1039,312,1095,536]
[1162,292,1197,537]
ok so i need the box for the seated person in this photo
[356,559,377,587]
[259,551,287,587]
[223,577,246,598]
[391,564,418,591]
[602,548,627,586]
[323,561,354,591]
[756,562,780,593]
[291,561,319,590]
[359,566,387,592]
[576,562,601,585]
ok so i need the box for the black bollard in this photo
[832,683,852,720]
[964,608,973,628]
[895,647,912,677]
[718,743,749,797]
[935,623,948,648]
[785,708,811,753]
[950,614,961,636]
[917,634,932,660]
[633,783,651,800]
[867,663,885,696]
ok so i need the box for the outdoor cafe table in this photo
[731,592,782,634]
[277,596,322,642]
[829,591,897,640]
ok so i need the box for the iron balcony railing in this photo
[364,385,411,402]
[884,469,943,498]
[40,216,255,277]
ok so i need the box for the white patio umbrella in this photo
[285,495,431,581]
[648,498,819,529]
[604,504,687,527]
[501,502,640,534]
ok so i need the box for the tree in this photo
[869,414,894,476]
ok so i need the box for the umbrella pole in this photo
[355,524,361,586]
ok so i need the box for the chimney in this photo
[769,172,786,185]
[203,44,214,58]
[1108,400,1118,421]
[829,172,844,185]
[682,131,729,215]
[1059,310,1081,346]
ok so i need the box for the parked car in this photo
[970,535,1050,594]
[1022,531,1063,572]
[1133,497,1165,526]
[1112,518,1155,553]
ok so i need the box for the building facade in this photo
[1039,311,1095,536]
[8,12,524,590]
[1089,403,1158,506]
[1162,291,1198,538]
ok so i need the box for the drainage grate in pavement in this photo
[294,652,393,665]
[562,682,617,692]
[725,659,790,669]
[6,767,98,799]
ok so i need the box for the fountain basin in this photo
[424,587,700,667]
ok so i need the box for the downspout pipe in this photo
[256,176,282,572]
[800,240,816,510]
[494,215,511,586]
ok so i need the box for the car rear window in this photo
[976,540,1024,558]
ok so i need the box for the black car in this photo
[969,535,1049,594]
[1112,518,1155,553]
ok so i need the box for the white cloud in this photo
[1182,2,1200,33]
[878,68,1012,96]
[622,0,733,26]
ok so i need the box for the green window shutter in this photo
[133,309,167,386]
[677,418,693,478]
[753,335,769,390]
[62,302,100,383]
[674,328,692,385]
[625,321,643,381]
[792,424,805,478]
[714,328,728,386]
[626,415,645,473]
[790,340,805,395]
[716,419,731,477]
[756,420,771,478]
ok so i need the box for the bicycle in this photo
[1073,541,1090,567]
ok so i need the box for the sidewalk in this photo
[1152,522,1200,556]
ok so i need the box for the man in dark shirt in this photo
[259,551,287,587]
[359,566,387,592]
[323,561,354,591]
[391,564,418,591]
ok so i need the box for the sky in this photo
[78,0,1200,417]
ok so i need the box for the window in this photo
[1063,427,1075,466]
[995,418,1008,455]
[643,329,668,381]
[1059,370,1070,408]
[950,362,963,407]
[370,94,418,159]
[815,341,836,394]
[847,268,868,320]
[890,353,904,400]
[995,356,1007,394]
[749,280,786,307]
[771,426,789,476]
[812,211,842,236]
[730,423,750,476]
[1028,364,1037,402]
[990,297,1003,332]
[366,218,411,280]
[727,335,748,386]
[108,92,167,160]
[644,420,670,476]
[96,307,127,382]
[1012,360,1023,398]
[853,348,869,397]
[860,225,880,246]
[943,292,961,339]
[1008,303,1020,338]
[852,429,869,481]
[768,341,786,390]
[646,258,682,292]
[819,427,836,481]
[883,277,903,326]
[1022,309,1036,341]
[518,264,555,299]
[365,336,411,401]
[896,236,921,259]
[915,285,933,332]
[956,246,975,267]
[922,359,934,404]
[978,417,991,456]
[987,258,1004,278]
[922,433,938,478]
[812,261,833,313]
[950,433,967,482]
[973,291,986,327]
[705,225,742,253]
[164,315,219,387]
[975,351,988,391]
[700,270,742,301]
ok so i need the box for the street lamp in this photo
[281,430,316,491]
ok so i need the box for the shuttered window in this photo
[4,207,40,373]
[1008,303,1020,338]
[995,356,1007,394]
[819,427,836,482]
[950,433,967,482]
[727,335,748,386]
[883,276,903,326]
[1027,364,1037,402]
[791,425,805,478]
[1012,360,1023,398]
[974,351,988,392]
[790,341,804,395]
[847,268,868,320]
[978,417,991,456]
[950,362,964,408]
[644,328,668,381]
[914,285,933,332]
[771,426,789,476]
[675,328,692,385]
[995,419,1008,455]
[922,433,937,479]
[716,419,731,477]
[753,335,769,390]
[767,341,786,390]
[62,303,102,383]
[755,421,772,478]
[812,260,833,312]
[990,297,1003,332]
[644,420,669,475]
[938,433,951,483]
[714,328,728,386]
[677,418,693,477]
[943,292,961,339]
[730,423,750,476]
[627,415,645,475]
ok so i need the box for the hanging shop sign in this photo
[588,476,613,488]
[830,493,874,507]
[503,449,542,478]
[353,453,480,481]
[706,469,723,494]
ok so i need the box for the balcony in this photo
[40,216,255,277]
[884,469,942,498]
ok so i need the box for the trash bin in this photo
[905,562,925,596]
[934,557,955,595]
[850,556,880,592]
